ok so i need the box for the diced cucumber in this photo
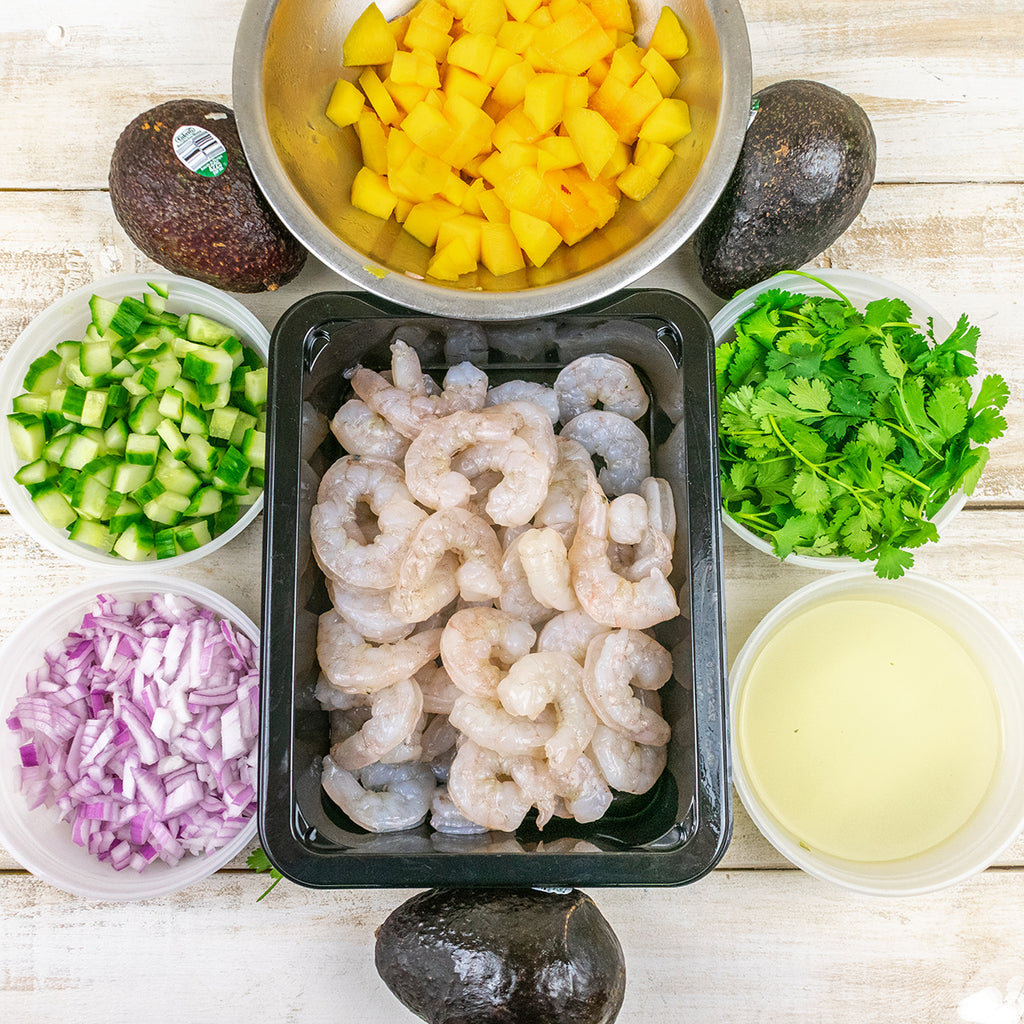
[108,296,148,339]
[71,474,118,520]
[173,518,213,552]
[7,413,47,462]
[212,446,250,495]
[14,458,58,486]
[104,417,130,454]
[155,418,190,461]
[180,402,208,435]
[112,520,156,561]
[209,405,244,442]
[23,350,63,394]
[184,485,223,517]
[89,294,120,333]
[59,433,102,471]
[228,411,258,449]
[143,490,191,526]
[12,393,49,416]
[68,517,115,553]
[139,358,182,394]
[154,528,179,560]
[133,477,166,505]
[125,432,162,466]
[79,389,110,429]
[43,432,73,465]
[184,345,235,386]
[240,427,266,470]
[243,367,269,408]
[30,483,77,529]
[109,499,142,535]
[147,281,170,300]
[157,387,185,421]
[79,454,120,487]
[184,433,218,474]
[197,381,231,410]
[127,394,162,434]
[155,459,201,497]
[81,340,114,378]
[184,313,237,345]
[112,460,154,494]
[237,484,262,507]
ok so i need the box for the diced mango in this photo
[325,78,365,128]
[616,162,659,201]
[343,4,397,66]
[460,177,489,216]
[478,185,511,223]
[536,134,581,173]
[638,97,691,145]
[437,214,486,263]
[389,141,449,203]
[608,41,644,84]
[483,45,523,87]
[544,168,601,243]
[389,49,441,88]
[443,93,497,168]
[404,197,464,247]
[494,164,555,221]
[404,0,454,60]
[480,221,527,276]
[565,166,619,227]
[497,18,536,54]
[590,69,660,142]
[563,74,592,111]
[447,33,498,77]
[351,166,398,219]
[505,0,543,20]
[603,139,631,178]
[492,105,545,150]
[359,67,400,125]
[640,46,680,96]
[634,138,674,177]
[427,236,478,280]
[384,76,432,114]
[528,4,614,76]
[648,6,689,60]
[444,65,492,107]
[509,208,563,266]
[524,72,569,132]
[489,59,537,111]
[462,0,507,36]
[354,108,389,174]
[402,100,457,160]
[590,0,634,32]
[563,106,618,179]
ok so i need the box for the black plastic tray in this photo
[259,288,730,887]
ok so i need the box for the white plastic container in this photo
[710,268,967,571]
[0,273,270,570]
[0,576,259,900]
[730,570,1024,896]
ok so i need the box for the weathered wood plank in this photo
[1,867,1024,1024]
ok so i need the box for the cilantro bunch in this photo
[716,272,1009,579]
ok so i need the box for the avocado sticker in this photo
[172,125,228,178]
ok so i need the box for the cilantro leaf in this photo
[247,847,284,901]
[927,383,968,441]
[847,343,896,395]
[788,376,832,415]
[791,469,831,514]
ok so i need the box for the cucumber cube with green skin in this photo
[31,483,78,529]
[112,460,153,495]
[180,402,208,435]
[80,389,110,429]
[61,385,90,423]
[155,460,201,497]
[108,296,148,339]
[228,410,258,448]
[212,446,250,494]
[184,485,223,517]
[183,346,234,386]
[132,477,166,506]
[43,432,73,464]
[213,501,240,535]
[7,413,47,462]
[158,387,185,421]
[155,418,190,461]
[79,454,120,487]
[185,434,218,474]
[124,432,162,466]
[209,406,242,441]
[104,417,130,454]
[197,381,231,410]
[241,427,266,470]
[22,350,63,393]
[59,433,101,471]
[80,340,114,378]
[242,367,269,408]
[143,490,191,526]
[127,394,162,434]
[112,520,156,561]
[174,518,213,552]
[108,358,136,380]
[237,484,262,507]
[68,517,115,552]
[12,393,50,416]
[89,294,120,332]
[14,458,58,486]
[154,528,179,560]
[108,498,143,534]
[72,474,117,520]
[47,387,68,415]
[139,358,182,394]
[184,313,237,346]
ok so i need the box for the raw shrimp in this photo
[533,436,597,541]
[554,353,649,422]
[607,480,676,582]
[315,673,368,711]
[516,527,579,612]
[568,482,679,629]
[536,609,610,664]
[440,606,537,697]
[392,508,503,622]
[485,380,560,424]
[437,361,489,413]
[329,677,425,770]
[415,661,462,714]
[561,410,651,496]
[327,577,415,644]
[582,629,673,745]
[421,713,460,763]
[448,693,556,756]
[497,651,597,775]
[330,398,411,462]
[607,492,649,545]
[310,455,425,588]
[321,756,436,832]
[430,788,490,835]
[589,723,667,795]
[317,609,442,693]
[379,713,427,765]
[497,530,559,627]
[404,404,556,525]
[640,476,676,546]
[550,751,612,823]
[447,740,553,832]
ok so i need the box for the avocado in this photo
[374,887,626,1024]
[108,99,306,293]
[694,79,877,298]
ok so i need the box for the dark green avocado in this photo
[694,79,877,298]
[374,887,627,1024]
[108,99,306,293]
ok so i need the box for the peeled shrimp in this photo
[317,609,442,693]
[485,380,560,424]
[561,410,651,496]
[430,788,490,835]
[516,527,579,612]
[440,606,537,697]
[328,677,425,770]
[550,751,613,823]
[392,507,503,622]
[327,577,414,644]
[554,353,649,423]
[607,492,649,545]
[497,530,559,627]
[310,455,425,588]
[589,723,667,795]
[532,436,597,541]
[582,629,673,745]
[536,609,610,664]
[568,481,679,629]
[496,651,597,775]
[321,755,436,832]
[448,693,556,756]
[447,740,552,832]
[330,399,411,462]
[415,661,462,714]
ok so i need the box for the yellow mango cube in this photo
[389,49,441,88]
[566,165,620,226]
[616,162,659,201]
[343,3,398,66]
[460,177,488,216]
[590,68,661,142]
[608,41,645,84]
[444,65,492,107]
[590,0,634,32]
[447,33,498,77]
[603,139,631,178]
[443,93,496,168]
[527,6,554,28]
[480,221,526,276]
[389,142,449,203]
[550,22,616,76]
[563,106,618,179]
[354,108,389,174]
[427,236,478,280]
[351,166,398,220]
[462,0,507,37]
[536,134,581,173]
[394,196,414,223]
[478,186,511,223]
[497,19,536,54]
[359,67,400,126]
[634,137,674,177]
[492,105,545,150]
[402,100,457,160]
[563,74,592,111]
[638,97,691,145]
[544,168,601,243]
[640,46,681,96]
[404,0,454,59]
[404,197,463,247]
[325,78,365,128]
[524,72,569,132]
[509,208,563,267]
[494,164,555,221]
[649,6,689,60]
[483,45,522,88]
[437,214,486,262]
[490,59,537,111]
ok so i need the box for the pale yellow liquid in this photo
[736,598,1001,863]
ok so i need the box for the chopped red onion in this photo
[6,592,259,872]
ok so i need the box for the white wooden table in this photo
[2,1,1024,1021]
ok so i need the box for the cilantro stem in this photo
[766,414,867,506]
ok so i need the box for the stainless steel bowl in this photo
[233,0,751,319]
